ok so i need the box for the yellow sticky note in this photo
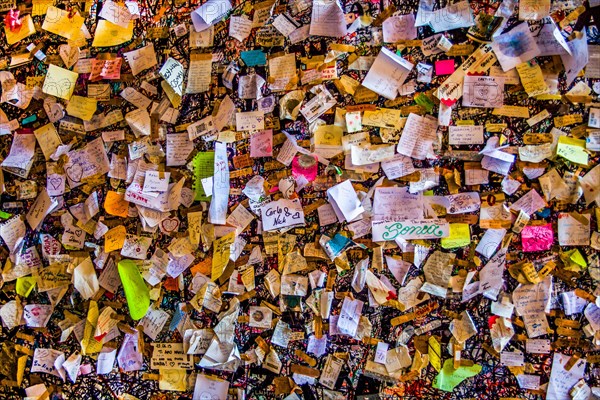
[188,211,203,246]
[562,248,587,271]
[16,276,37,297]
[362,108,403,129]
[81,300,102,355]
[314,125,343,146]
[557,136,588,165]
[42,7,85,40]
[92,20,134,47]
[66,96,98,121]
[492,105,530,118]
[516,61,549,97]
[161,80,182,108]
[42,64,78,100]
[428,336,442,372]
[570,249,587,268]
[34,123,62,161]
[33,0,55,16]
[104,191,130,218]
[117,260,150,320]
[212,232,235,281]
[159,369,187,391]
[17,355,27,386]
[5,15,36,45]
[104,225,126,252]
[433,359,482,392]
[217,130,237,143]
[441,223,471,249]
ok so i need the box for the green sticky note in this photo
[0,211,12,219]
[193,152,215,201]
[570,249,587,268]
[415,93,435,113]
[117,260,150,320]
[22,114,37,125]
[240,50,267,67]
[441,223,471,249]
[432,359,482,392]
[557,136,588,165]
[16,276,37,297]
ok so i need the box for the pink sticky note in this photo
[250,129,273,157]
[435,59,455,75]
[521,223,554,252]
[89,58,122,81]
[79,364,93,375]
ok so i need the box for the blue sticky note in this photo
[324,234,354,259]
[240,50,267,67]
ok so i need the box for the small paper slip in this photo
[159,58,185,96]
[143,171,170,193]
[326,180,364,222]
[260,198,305,231]
[191,0,232,32]
[448,125,484,145]
[362,47,414,100]
[462,76,505,108]
[374,342,389,364]
[435,59,455,75]
[382,14,417,43]
[236,111,265,131]
[396,113,438,160]
[309,0,347,37]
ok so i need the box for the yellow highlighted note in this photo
[118,260,150,320]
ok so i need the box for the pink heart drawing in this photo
[66,164,83,182]
[161,218,180,233]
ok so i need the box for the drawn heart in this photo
[75,230,83,237]
[49,176,62,190]
[66,164,83,183]
[169,361,175,367]
[180,189,194,207]
[59,44,80,69]
[161,218,180,233]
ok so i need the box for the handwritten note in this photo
[260,198,305,231]
[362,47,414,100]
[42,65,78,101]
[521,223,553,252]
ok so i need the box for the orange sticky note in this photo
[190,257,212,277]
[104,191,129,218]
[164,277,180,291]
[104,225,126,252]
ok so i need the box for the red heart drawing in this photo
[161,218,180,233]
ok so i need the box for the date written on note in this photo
[150,343,194,370]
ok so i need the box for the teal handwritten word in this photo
[382,222,446,240]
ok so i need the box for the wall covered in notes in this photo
[0,0,599,399]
